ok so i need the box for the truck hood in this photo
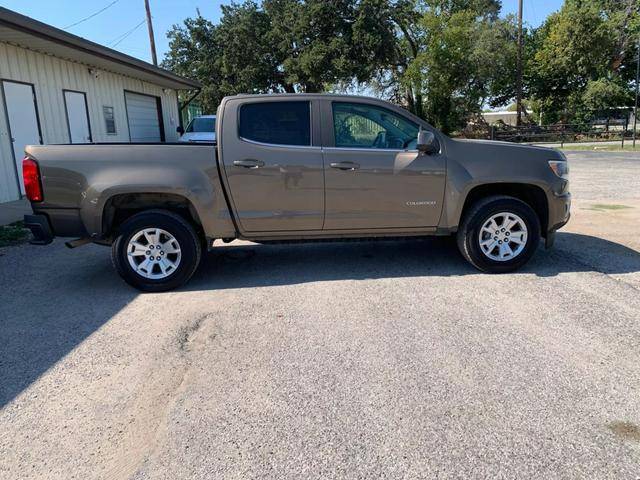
[443,137,567,190]
[179,132,216,143]
[450,138,564,159]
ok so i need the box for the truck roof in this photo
[223,93,384,102]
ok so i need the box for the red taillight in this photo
[23,157,43,202]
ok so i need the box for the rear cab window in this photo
[239,101,311,146]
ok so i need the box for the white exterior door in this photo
[2,80,42,194]
[125,91,163,142]
[64,90,92,143]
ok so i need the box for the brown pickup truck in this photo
[22,94,570,291]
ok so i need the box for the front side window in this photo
[239,101,311,146]
[186,116,216,133]
[333,102,418,150]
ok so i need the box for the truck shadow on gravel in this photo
[1,232,637,409]
[188,232,640,290]
[0,241,137,409]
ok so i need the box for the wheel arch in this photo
[458,183,549,235]
[101,192,204,241]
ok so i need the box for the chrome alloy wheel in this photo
[126,228,182,279]
[478,212,528,262]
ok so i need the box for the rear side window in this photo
[239,101,310,146]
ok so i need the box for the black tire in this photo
[111,209,202,292]
[456,195,541,273]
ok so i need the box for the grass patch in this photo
[0,221,29,247]
[582,203,633,212]
[559,144,640,152]
[591,204,632,210]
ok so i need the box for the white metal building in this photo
[0,7,200,204]
[481,111,519,127]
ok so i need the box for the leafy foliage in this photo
[528,0,640,124]
[0,221,28,247]
[163,0,396,112]
[376,0,518,132]
[162,0,640,133]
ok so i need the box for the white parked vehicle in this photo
[177,115,216,143]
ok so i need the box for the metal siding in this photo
[0,43,20,202]
[0,41,181,202]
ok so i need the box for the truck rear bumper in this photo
[24,214,54,245]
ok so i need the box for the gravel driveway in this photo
[1,151,639,479]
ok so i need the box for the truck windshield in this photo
[186,117,216,133]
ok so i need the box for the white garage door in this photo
[125,91,163,142]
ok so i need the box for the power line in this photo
[109,19,147,47]
[64,0,121,29]
[108,19,147,47]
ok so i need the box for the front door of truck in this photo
[322,100,446,230]
[220,99,324,232]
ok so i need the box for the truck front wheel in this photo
[457,195,541,273]
[111,210,202,292]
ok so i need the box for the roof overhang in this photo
[0,7,200,90]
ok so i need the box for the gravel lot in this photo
[1,151,639,479]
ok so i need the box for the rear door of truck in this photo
[218,97,324,233]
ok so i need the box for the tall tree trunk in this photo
[406,89,415,114]
[414,91,423,119]
[395,20,422,118]
[303,82,322,93]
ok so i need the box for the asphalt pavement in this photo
[1,151,639,479]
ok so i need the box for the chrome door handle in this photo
[330,161,360,171]
[234,159,265,168]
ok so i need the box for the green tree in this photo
[383,0,516,133]
[264,0,396,91]
[163,3,283,113]
[162,16,222,114]
[164,0,640,134]
[163,0,396,112]
[529,0,640,124]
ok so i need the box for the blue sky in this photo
[2,0,564,65]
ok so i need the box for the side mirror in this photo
[176,125,184,135]
[417,130,439,154]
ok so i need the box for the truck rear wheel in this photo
[111,210,202,292]
[457,195,540,273]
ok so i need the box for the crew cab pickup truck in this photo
[23,94,570,291]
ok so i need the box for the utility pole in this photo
[144,0,158,66]
[633,40,639,148]
[516,0,523,127]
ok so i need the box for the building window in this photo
[103,106,116,134]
